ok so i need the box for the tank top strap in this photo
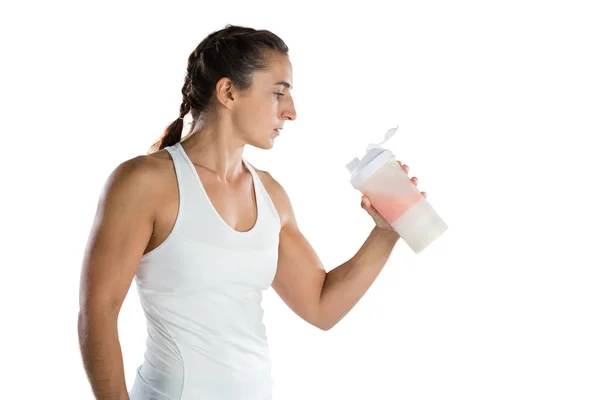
[164,142,187,180]
[242,159,281,227]
[164,142,202,204]
[162,142,212,233]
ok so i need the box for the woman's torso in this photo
[128,141,283,400]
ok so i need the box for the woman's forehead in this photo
[254,74,293,90]
[259,53,293,86]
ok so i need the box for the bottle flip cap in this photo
[346,125,400,188]
[345,125,399,173]
[366,125,400,152]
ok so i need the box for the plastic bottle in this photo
[346,126,448,253]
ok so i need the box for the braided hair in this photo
[148,25,289,153]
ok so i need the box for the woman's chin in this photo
[250,138,276,150]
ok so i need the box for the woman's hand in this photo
[361,160,426,231]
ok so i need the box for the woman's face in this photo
[229,51,297,149]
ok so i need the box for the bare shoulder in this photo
[254,167,296,228]
[102,155,161,197]
[101,149,174,202]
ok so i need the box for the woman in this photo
[78,24,425,400]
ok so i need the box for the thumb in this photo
[361,196,378,217]
[362,196,390,228]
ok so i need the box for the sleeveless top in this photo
[128,142,281,400]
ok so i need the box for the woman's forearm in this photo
[318,226,399,330]
[78,310,130,400]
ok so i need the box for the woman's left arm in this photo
[263,161,422,331]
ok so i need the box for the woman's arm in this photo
[78,157,158,400]
[317,226,399,330]
[264,172,401,331]
[264,161,419,331]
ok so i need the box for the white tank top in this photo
[128,142,281,400]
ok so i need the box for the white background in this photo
[1,0,599,399]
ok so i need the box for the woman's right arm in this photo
[77,156,158,400]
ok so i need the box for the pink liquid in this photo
[364,191,423,223]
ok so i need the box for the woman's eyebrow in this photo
[273,81,293,89]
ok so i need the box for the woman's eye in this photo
[275,92,285,98]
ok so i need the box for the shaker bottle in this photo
[346,126,448,253]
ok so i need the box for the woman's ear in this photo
[214,77,236,109]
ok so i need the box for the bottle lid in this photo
[345,157,360,173]
[346,126,399,188]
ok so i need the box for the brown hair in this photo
[148,25,289,153]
